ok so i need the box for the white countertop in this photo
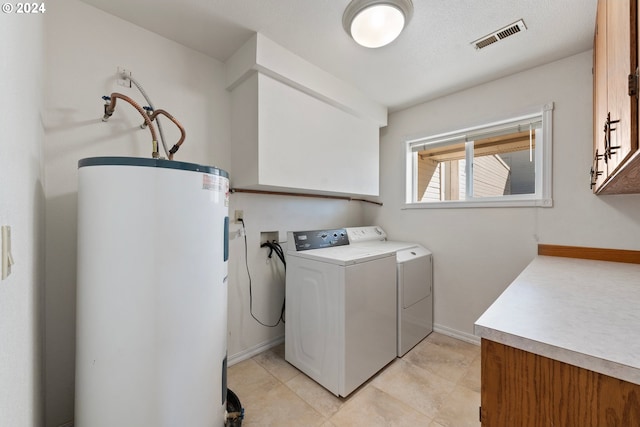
[474,255,640,385]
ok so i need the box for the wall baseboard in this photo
[228,327,478,366]
[228,335,285,366]
[433,323,480,346]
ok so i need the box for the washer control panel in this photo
[290,229,349,251]
[345,226,387,243]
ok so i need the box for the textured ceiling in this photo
[78,0,597,111]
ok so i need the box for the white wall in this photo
[0,11,45,427]
[43,2,364,426]
[366,50,640,342]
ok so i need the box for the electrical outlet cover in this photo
[117,66,132,88]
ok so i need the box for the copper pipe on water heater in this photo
[103,92,160,158]
[149,109,186,160]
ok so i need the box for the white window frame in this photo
[404,102,554,209]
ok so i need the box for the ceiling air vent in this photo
[472,19,527,50]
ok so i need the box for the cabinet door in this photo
[593,0,608,191]
[481,339,640,427]
[605,0,638,175]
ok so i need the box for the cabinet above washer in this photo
[226,33,387,197]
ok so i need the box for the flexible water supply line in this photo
[124,72,170,158]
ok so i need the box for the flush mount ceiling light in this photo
[342,0,413,48]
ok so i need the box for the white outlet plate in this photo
[2,225,13,280]
[117,66,131,87]
[234,210,244,223]
[260,231,278,246]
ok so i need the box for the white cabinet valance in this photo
[226,34,387,196]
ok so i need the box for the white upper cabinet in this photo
[225,34,387,196]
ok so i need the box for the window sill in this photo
[403,197,553,209]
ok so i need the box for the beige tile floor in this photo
[227,333,481,427]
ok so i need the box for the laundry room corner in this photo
[20,0,639,426]
[225,192,366,363]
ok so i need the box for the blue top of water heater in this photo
[78,156,229,178]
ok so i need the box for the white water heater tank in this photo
[75,157,230,427]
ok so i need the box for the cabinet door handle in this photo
[590,149,604,190]
[604,112,621,161]
[594,149,603,161]
[590,167,604,189]
[629,69,639,97]
[603,119,609,164]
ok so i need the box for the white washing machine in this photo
[346,226,433,356]
[285,228,397,397]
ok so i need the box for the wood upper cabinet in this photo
[592,0,640,194]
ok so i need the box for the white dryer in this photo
[346,226,433,356]
[285,229,396,397]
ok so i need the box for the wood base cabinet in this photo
[480,339,640,427]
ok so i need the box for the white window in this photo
[405,103,553,208]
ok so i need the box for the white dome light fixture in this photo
[343,0,413,48]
